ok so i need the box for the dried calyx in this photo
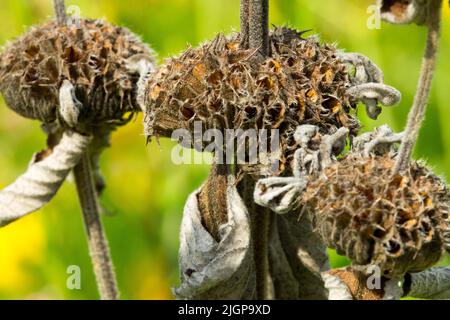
[0,18,155,133]
[143,27,399,176]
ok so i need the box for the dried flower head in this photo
[144,27,401,175]
[303,154,450,277]
[0,18,155,132]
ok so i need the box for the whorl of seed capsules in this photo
[144,27,361,171]
[0,18,155,131]
[303,154,450,277]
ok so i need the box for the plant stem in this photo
[252,205,273,299]
[240,176,273,299]
[393,0,442,174]
[53,0,67,26]
[73,152,120,300]
[248,0,270,56]
[240,0,250,48]
[239,0,272,300]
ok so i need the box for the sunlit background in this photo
[0,0,449,300]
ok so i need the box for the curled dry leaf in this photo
[272,212,330,299]
[324,266,450,300]
[321,272,353,300]
[254,177,307,214]
[381,0,429,25]
[175,175,256,299]
[176,173,330,299]
[347,83,401,120]
[0,131,91,227]
[406,266,450,299]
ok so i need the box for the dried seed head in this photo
[381,0,429,25]
[144,27,362,175]
[0,18,155,131]
[304,154,450,277]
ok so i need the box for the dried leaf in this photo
[273,212,330,299]
[407,267,450,299]
[175,175,256,299]
[0,131,91,227]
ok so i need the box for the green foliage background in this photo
[0,0,448,299]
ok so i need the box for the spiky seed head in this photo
[0,18,155,132]
[303,154,450,277]
[144,27,361,175]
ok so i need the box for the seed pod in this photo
[144,27,364,175]
[0,18,155,132]
[303,154,450,277]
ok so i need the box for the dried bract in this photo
[0,18,155,132]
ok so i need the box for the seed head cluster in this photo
[0,18,154,131]
[303,154,450,277]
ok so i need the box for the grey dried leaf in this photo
[292,125,349,177]
[407,267,450,299]
[353,125,404,157]
[126,54,157,112]
[324,267,450,300]
[59,80,82,128]
[254,177,307,214]
[175,175,256,299]
[274,213,330,299]
[381,0,429,25]
[0,131,91,227]
[322,272,353,300]
[338,52,384,84]
[382,277,404,300]
[347,83,401,120]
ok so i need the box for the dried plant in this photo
[1,0,448,301]
[143,29,399,178]
[0,0,156,300]
[140,0,405,300]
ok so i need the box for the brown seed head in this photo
[304,154,450,277]
[144,27,361,175]
[0,18,155,131]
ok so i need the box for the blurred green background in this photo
[0,0,449,300]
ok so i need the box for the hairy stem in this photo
[239,0,272,300]
[240,0,250,48]
[53,0,67,26]
[252,205,273,299]
[240,176,273,299]
[74,153,119,300]
[248,0,270,56]
[394,0,442,173]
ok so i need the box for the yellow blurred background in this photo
[0,0,449,299]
